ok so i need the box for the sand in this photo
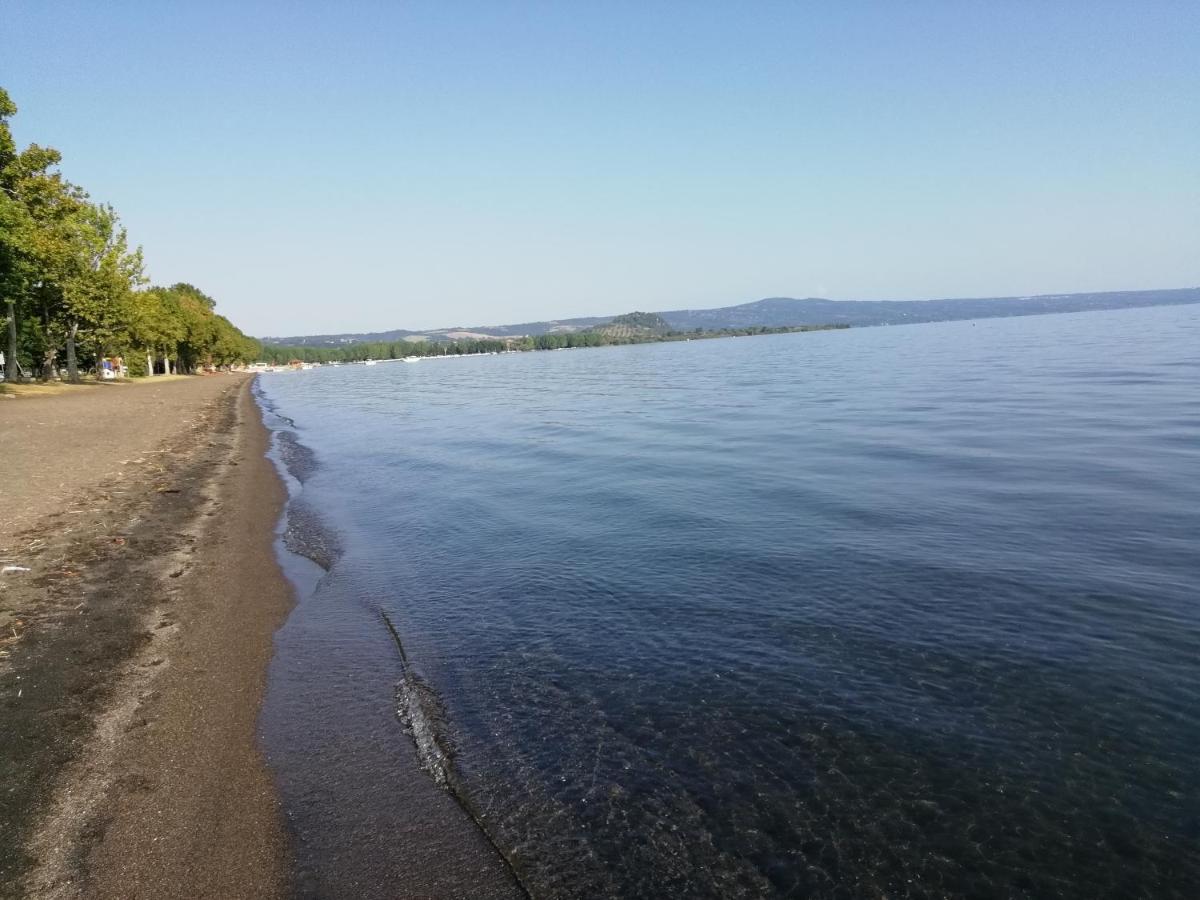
[0,376,291,899]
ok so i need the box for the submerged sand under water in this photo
[257,305,1200,899]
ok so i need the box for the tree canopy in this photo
[1,87,258,383]
[258,319,847,365]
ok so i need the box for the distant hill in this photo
[260,287,1200,346]
[591,311,671,339]
[658,289,1200,330]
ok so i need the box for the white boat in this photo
[364,359,378,366]
[403,356,421,363]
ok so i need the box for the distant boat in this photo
[364,359,378,366]
[403,356,420,363]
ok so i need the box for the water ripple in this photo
[259,305,1200,898]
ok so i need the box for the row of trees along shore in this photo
[260,322,849,365]
[1,88,258,383]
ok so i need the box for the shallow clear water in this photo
[258,305,1200,898]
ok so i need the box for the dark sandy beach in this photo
[1,376,291,899]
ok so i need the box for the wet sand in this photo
[0,376,290,898]
[3,374,529,900]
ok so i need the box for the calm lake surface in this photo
[257,305,1200,898]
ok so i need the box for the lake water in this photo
[256,305,1200,898]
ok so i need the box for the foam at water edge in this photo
[380,612,455,786]
[380,610,534,898]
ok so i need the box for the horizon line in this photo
[257,284,1200,340]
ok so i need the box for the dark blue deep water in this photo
[257,305,1200,899]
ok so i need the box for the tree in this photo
[0,87,21,381]
[58,203,143,381]
[0,90,78,381]
[9,152,86,381]
[2,87,260,385]
[127,286,183,375]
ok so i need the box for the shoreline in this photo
[1,376,293,898]
[256,380,528,900]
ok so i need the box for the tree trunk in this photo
[146,350,153,376]
[66,321,79,383]
[5,299,17,383]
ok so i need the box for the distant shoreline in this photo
[259,322,848,366]
[258,286,1200,350]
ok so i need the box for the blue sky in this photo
[4,1,1197,335]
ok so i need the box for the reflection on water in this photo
[260,305,1200,898]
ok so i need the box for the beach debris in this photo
[2,565,31,574]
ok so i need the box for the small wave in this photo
[253,389,342,573]
[380,612,456,786]
[379,611,533,897]
[253,381,298,428]
[274,430,318,483]
[282,497,342,571]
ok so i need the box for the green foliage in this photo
[0,88,852,379]
[605,311,670,332]
[260,322,849,364]
[0,87,257,381]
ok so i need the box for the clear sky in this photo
[4,2,1198,336]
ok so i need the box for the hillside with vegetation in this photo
[592,311,671,339]
[262,287,1200,348]
[259,316,848,364]
[0,88,258,383]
